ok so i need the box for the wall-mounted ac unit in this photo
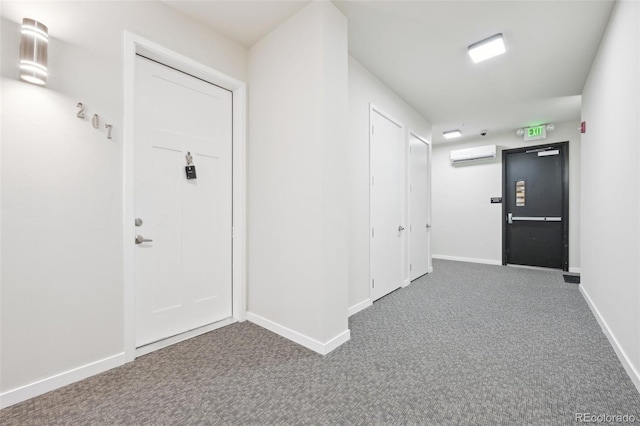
[450,144,497,164]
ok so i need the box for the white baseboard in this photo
[135,318,237,357]
[0,352,125,409]
[402,278,411,288]
[569,267,581,273]
[246,312,350,355]
[432,254,501,266]
[348,299,372,317]
[580,285,640,394]
[323,329,351,354]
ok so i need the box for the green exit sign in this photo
[524,125,546,141]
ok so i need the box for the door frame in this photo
[123,33,247,361]
[369,103,406,301]
[501,141,569,271]
[408,130,433,279]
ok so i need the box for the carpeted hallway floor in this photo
[2,259,639,425]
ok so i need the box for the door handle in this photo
[398,226,405,232]
[135,234,153,244]
[511,216,562,222]
[426,224,431,229]
[507,213,513,224]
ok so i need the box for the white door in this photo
[370,107,404,301]
[134,55,233,347]
[409,133,431,280]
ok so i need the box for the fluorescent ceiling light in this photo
[443,130,462,139]
[468,33,505,63]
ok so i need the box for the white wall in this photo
[431,121,581,271]
[347,57,431,314]
[0,1,247,406]
[247,1,349,352]
[580,0,640,390]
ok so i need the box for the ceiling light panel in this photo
[468,33,505,63]
[443,130,462,139]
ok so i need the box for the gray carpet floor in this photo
[2,259,639,425]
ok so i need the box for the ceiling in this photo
[164,1,311,48]
[165,0,614,144]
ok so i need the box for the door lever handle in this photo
[507,213,513,224]
[135,235,153,244]
[398,226,405,232]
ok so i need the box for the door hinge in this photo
[372,279,375,288]
[372,176,375,186]
[410,224,412,232]
[410,264,412,271]
[371,125,374,135]
[409,184,412,192]
[372,228,375,238]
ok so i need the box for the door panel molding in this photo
[123,32,246,362]
[502,141,569,271]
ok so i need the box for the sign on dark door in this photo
[503,142,569,271]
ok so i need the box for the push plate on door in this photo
[185,165,197,180]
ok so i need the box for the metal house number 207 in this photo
[76,102,113,140]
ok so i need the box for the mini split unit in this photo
[450,145,497,164]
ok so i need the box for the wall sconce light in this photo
[20,18,48,86]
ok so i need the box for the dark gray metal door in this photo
[503,142,569,270]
